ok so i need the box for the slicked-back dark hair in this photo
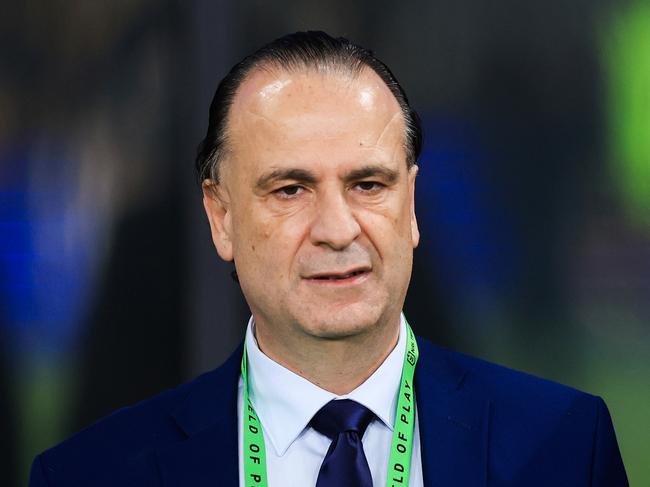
[195,31,422,184]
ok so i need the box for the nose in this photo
[309,189,361,250]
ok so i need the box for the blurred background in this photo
[1,0,649,484]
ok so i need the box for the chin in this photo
[298,307,383,340]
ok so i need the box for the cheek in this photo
[234,209,311,273]
[359,198,413,241]
[356,207,415,279]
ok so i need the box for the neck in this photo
[253,317,401,395]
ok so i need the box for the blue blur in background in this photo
[1,1,649,485]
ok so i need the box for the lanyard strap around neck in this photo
[240,321,419,487]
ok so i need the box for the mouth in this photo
[306,267,371,282]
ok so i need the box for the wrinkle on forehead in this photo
[241,107,283,127]
[373,111,404,148]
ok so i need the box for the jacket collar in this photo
[155,343,242,487]
[154,338,489,487]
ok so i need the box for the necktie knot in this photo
[310,399,375,440]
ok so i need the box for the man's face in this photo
[203,66,419,343]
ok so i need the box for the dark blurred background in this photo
[1,1,649,485]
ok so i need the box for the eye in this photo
[354,181,384,192]
[273,185,305,198]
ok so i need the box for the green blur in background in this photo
[1,1,649,485]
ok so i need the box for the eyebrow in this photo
[255,168,318,190]
[343,165,400,184]
[254,164,400,190]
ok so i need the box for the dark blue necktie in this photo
[310,399,375,487]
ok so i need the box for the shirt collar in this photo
[245,314,408,456]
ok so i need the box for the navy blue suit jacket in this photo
[30,337,628,486]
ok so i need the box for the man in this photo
[30,31,627,486]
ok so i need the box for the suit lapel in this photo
[415,339,489,487]
[152,338,488,486]
[156,344,243,487]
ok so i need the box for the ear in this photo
[202,180,234,261]
[408,165,420,248]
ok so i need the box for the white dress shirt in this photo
[237,314,424,487]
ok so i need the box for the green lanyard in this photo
[241,322,419,487]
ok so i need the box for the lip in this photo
[304,267,371,284]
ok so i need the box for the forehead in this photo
[231,64,402,119]
[225,66,405,169]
